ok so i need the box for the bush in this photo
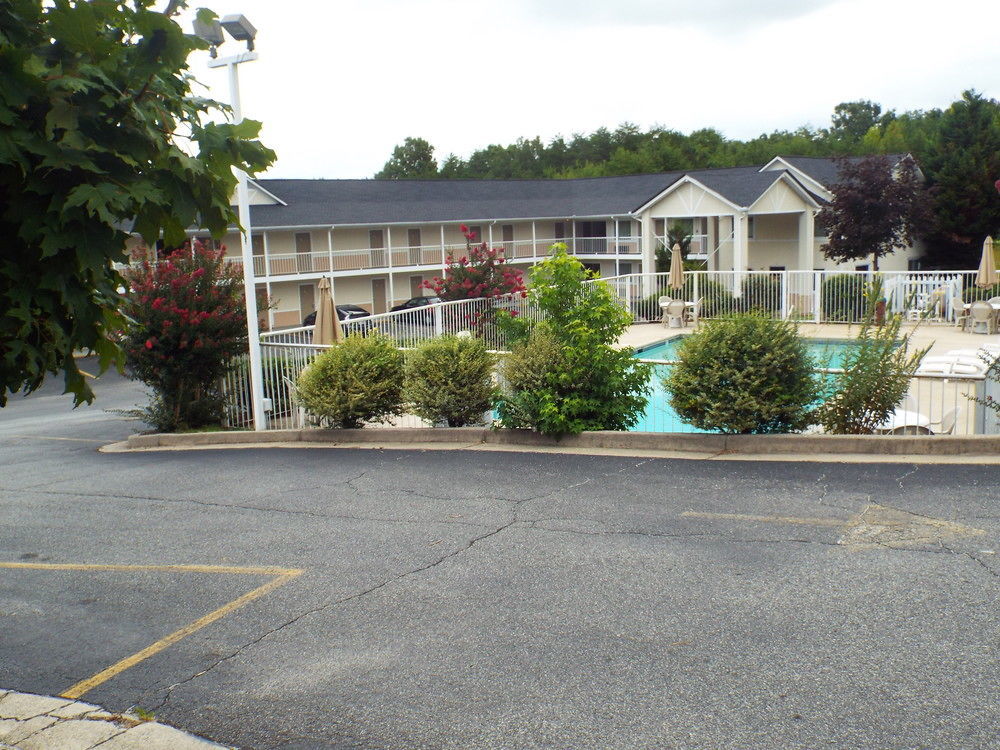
[496,325,564,429]
[665,314,818,434]
[496,246,652,436]
[817,280,928,434]
[739,274,782,314]
[121,241,247,432]
[405,335,496,426]
[822,274,867,322]
[296,333,404,428]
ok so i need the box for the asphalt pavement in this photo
[1,363,998,749]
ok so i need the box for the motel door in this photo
[299,283,315,321]
[371,279,388,314]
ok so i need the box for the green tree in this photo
[375,136,438,179]
[919,91,1000,267]
[828,100,893,147]
[496,245,651,436]
[0,0,275,407]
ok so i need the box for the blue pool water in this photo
[630,337,859,433]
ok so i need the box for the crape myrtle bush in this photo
[405,335,496,426]
[121,241,247,431]
[296,333,404,428]
[497,245,651,436]
[665,313,818,434]
[822,274,867,321]
[422,225,526,301]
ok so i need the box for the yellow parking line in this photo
[0,562,302,576]
[0,562,303,699]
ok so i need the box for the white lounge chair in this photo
[929,406,961,435]
[951,295,969,329]
[686,297,703,327]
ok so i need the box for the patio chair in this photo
[951,295,969,330]
[686,297,703,327]
[658,296,673,327]
[928,406,961,435]
[281,375,307,429]
[969,301,998,335]
[665,299,687,328]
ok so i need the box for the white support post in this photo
[640,213,655,297]
[327,227,334,272]
[571,220,576,254]
[257,232,266,278]
[488,223,493,248]
[386,226,395,306]
[798,210,814,272]
[732,211,749,298]
[531,221,537,260]
[614,218,620,277]
[440,225,446,272]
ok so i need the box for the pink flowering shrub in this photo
[121,240,248,431]
[422,225,526,301]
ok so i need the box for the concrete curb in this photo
[0,689,230,749]
[122,427,1000,458]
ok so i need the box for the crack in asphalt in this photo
[4,486,501,533]
[140,460,659,711]
[893,464,920,490]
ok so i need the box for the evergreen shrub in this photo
[296,333,404,428]
[665,313,818,433]
[405,335,496,426]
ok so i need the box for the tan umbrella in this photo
[975,236,998,289]
[313,277,343,345]
[668,243,685,292]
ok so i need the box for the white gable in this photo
[644,179,737,217]
[748,178,816,214]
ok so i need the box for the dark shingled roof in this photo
[778,154,908,189]
[245,161,827,228]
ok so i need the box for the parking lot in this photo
[2,365,998,749]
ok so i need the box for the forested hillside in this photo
[376,91,1000,267]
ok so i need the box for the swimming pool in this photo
[630,336,860,433]
[635,336,860,369]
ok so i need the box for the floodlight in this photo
[192,18,225,57]
[221,14,257,50]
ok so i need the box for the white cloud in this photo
[185,0,1000,178]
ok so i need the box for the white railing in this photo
[212,237,642,278]
[600,270,984,325]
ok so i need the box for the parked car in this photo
[301,304,371,327]
[390,295,443,313]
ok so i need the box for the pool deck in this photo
[620,321,1000,359]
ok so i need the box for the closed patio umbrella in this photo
[313,276,343,345]
[668,243,685,292]
[975,236,998,289]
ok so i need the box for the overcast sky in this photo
[183,0,1000,179]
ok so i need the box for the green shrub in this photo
[496,325,564,429]
[665,313,818,434]
[405,335,497,426]
[739,274,782,314]
[822,274,867,322]
[296,333,404,428]
[817,280,928,434]
[497,246,652,436]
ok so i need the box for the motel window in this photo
[746,217,755,239]
[502,224,514,243]
[369,229,384,249]
[616,220,632,238]
[407,228,421,247]
[251,234,264,255]
[554,222,566,240]
[468,225,483,242]
[619,262,633,275]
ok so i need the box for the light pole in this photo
[195,14,266,431]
